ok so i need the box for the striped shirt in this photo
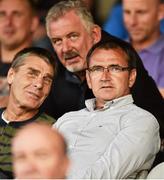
[0,108,56,178]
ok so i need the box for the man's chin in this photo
[66,65,84,73]
[17,175,42,179]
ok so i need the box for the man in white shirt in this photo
[54,40,160,179]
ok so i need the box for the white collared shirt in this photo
[54,95,160,179]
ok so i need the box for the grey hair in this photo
[46,0,95,35]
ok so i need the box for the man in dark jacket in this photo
[45,0,164,140]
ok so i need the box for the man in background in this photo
[123,0,164,97]
[12,122,69,179]
[0,0,39,107]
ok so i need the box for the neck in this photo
[95,100,105,110]
[131,31,161,51]
[4,102,39,122]
[0,40,32,63]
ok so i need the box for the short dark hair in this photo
[86,39,137,70]
[11,47,57,76]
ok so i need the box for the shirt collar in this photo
[127,34,164,54]
[85,94,134,112]
[143,34,164,54]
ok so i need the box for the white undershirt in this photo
[1,111,10,124]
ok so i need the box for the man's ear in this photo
[129,69,137,88]
[91,25,101,44]
[7,68,15,85]
[86,70,92,89]
[31,16,40,33]
[158,3,164,21]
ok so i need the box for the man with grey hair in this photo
[44,0,164,137]
[0,47,56,178]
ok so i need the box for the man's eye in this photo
[13,155,25,161]
[0,12,5,19]
[94,67,103,72]
[90,66,103,72]
[27,71,38,78]
[28,72,35,76]
[70,34,78,41]
[43,77,52,85]
[13,12,22,18]
[52,39,62,46]
[110,66,121,72]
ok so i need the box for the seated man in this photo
[12,122,69,179]
[0,47,56,178]
[54,40,160,179]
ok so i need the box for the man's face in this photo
[0,0,37,50]
[47,10,100,73]
[7,56,54,110]
[86,48,136,108]
[12,126,68,179]
[123,0,162,45]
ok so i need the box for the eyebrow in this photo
[27,67,54,79]
[51,32,79,40]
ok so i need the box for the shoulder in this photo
[58,108,87,120]
[124,104,159,129]
[55,109,87,127]
[36,112,56,125]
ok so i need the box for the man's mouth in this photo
[129,28,142,35]
[64,51,79,61]
[101,85,113,89]
[4,29,15,36]
[27,91,41,100]
[102,86,111,88]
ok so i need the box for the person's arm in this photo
[74,114,160,179]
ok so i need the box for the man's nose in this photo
[129,13,138,26]
[62,39,72,52]
[19,157,38,176]
[34,77,44,89]
[4,14,13,25]
[101,68,112,80]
